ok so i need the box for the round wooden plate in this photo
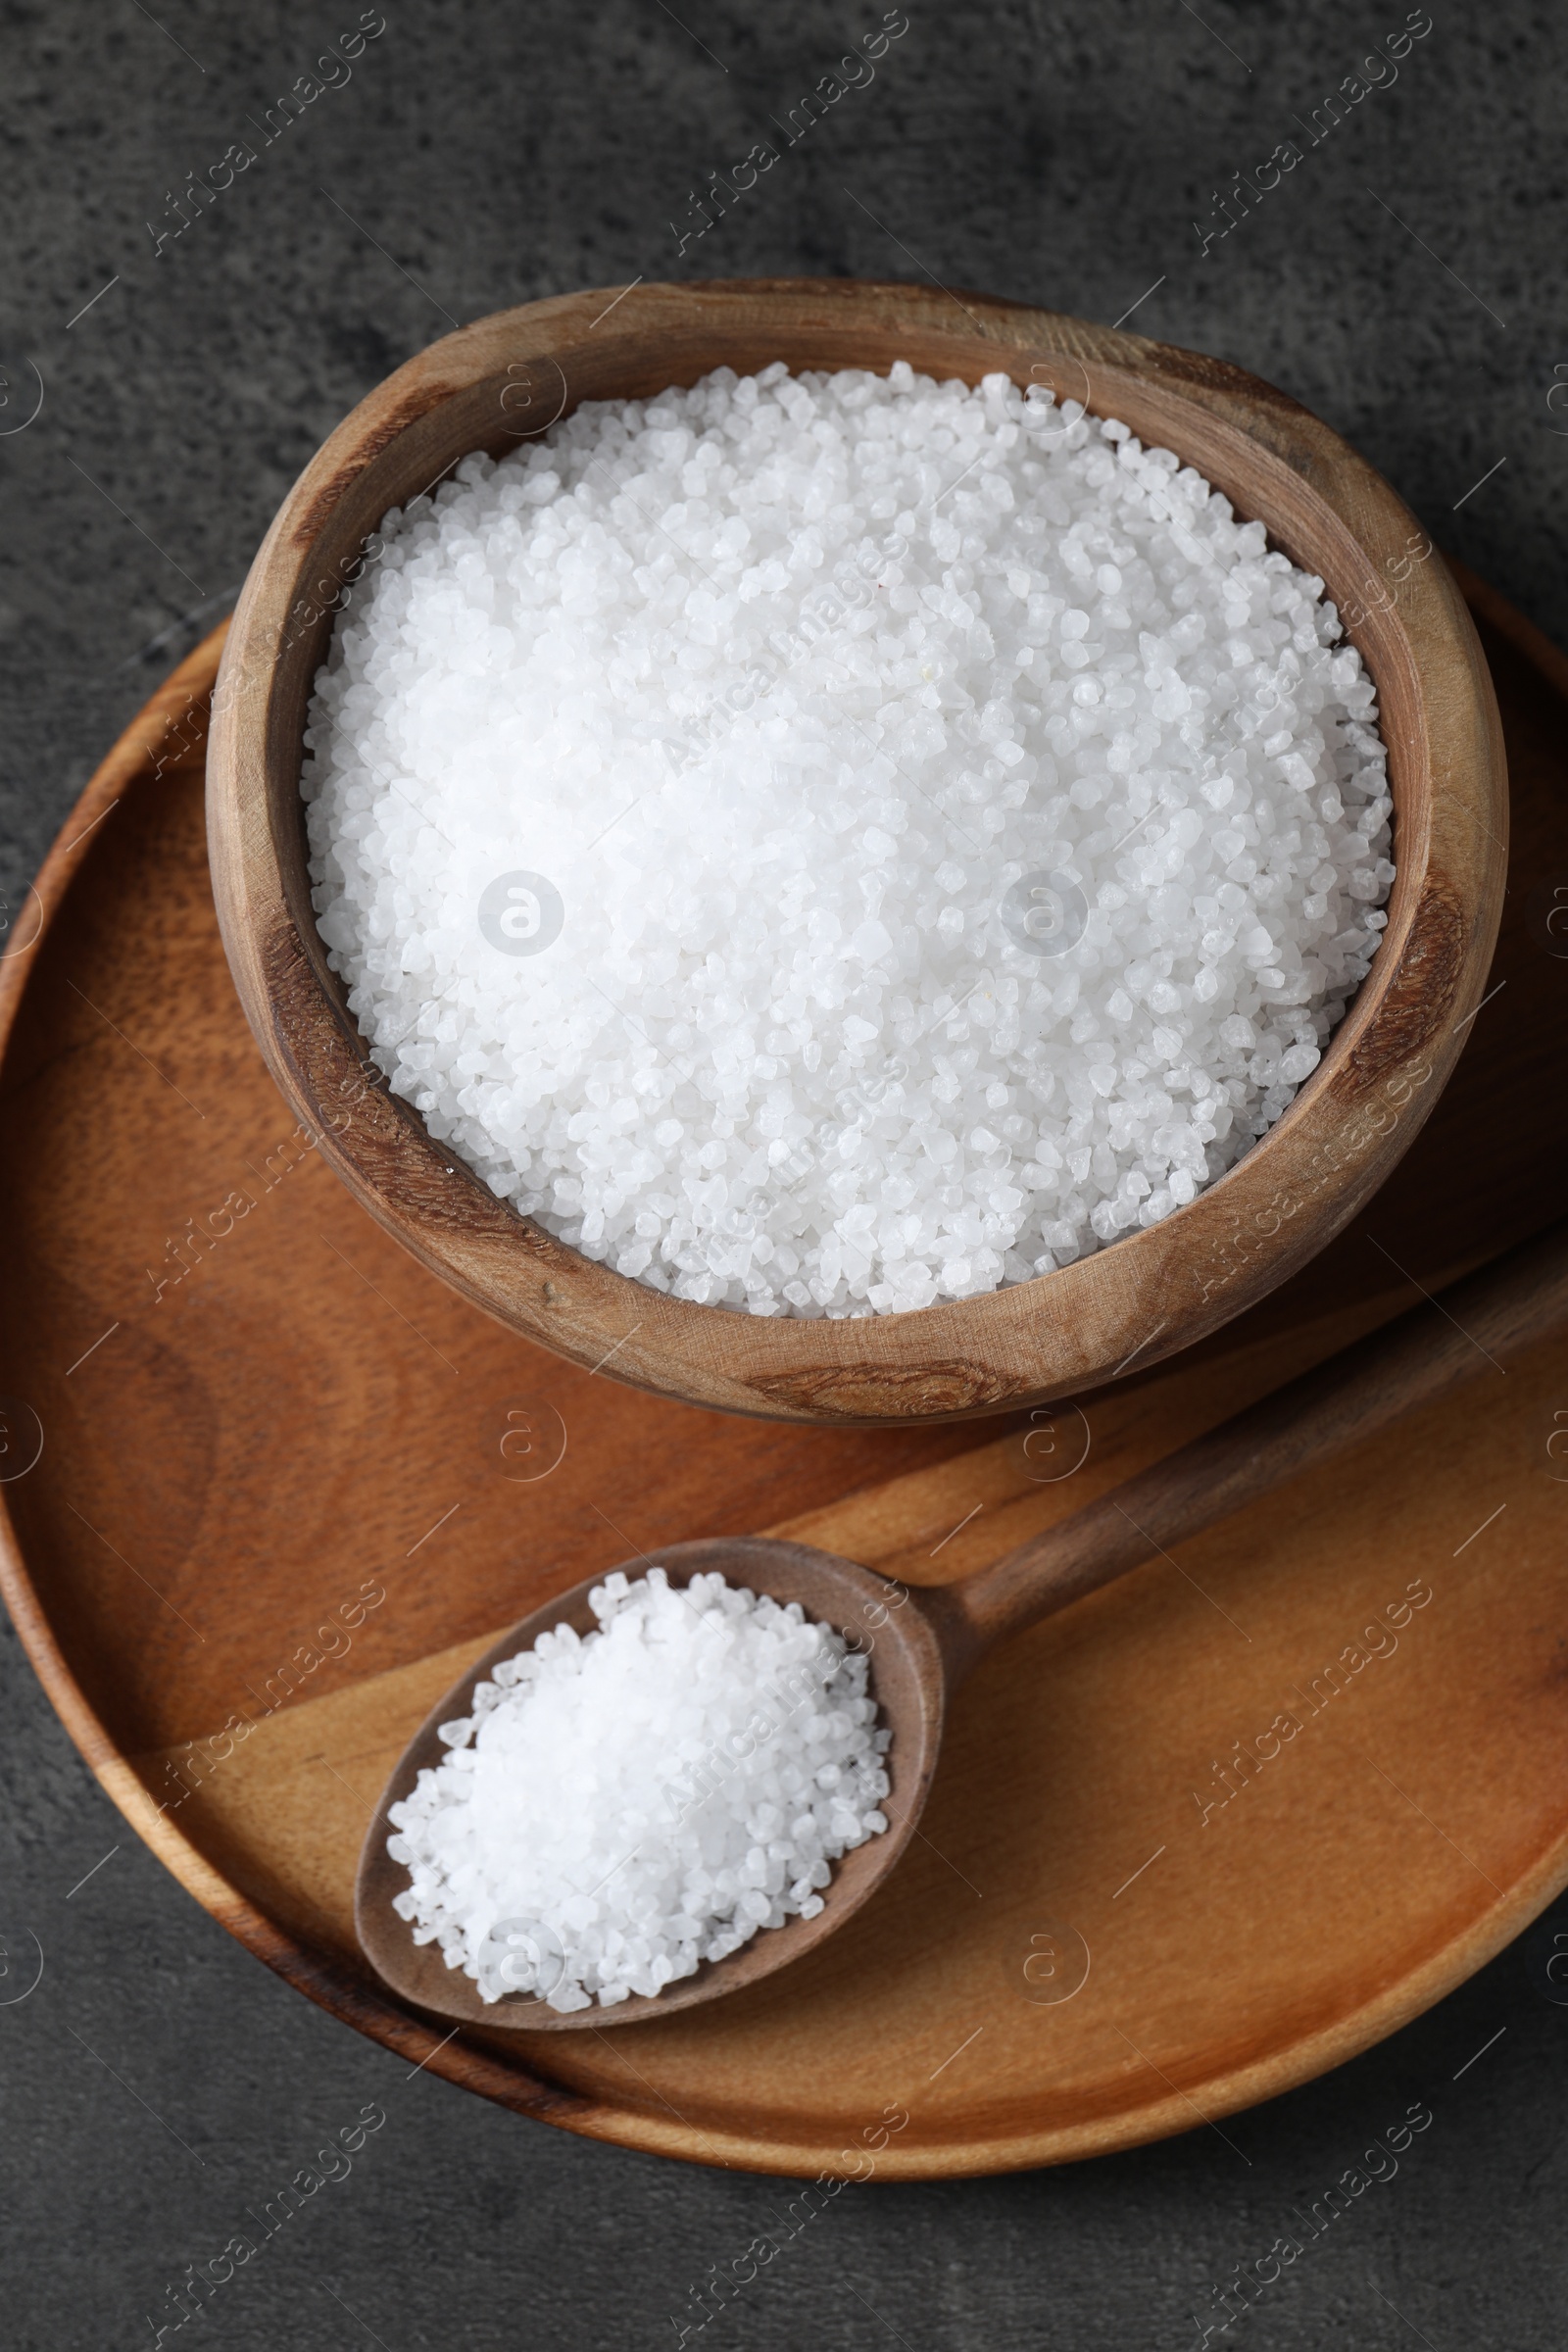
[1,575,1564,2178]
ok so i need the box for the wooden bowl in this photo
[206,278,1506,1426]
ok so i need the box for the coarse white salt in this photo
[303,361,1395,1317]
[386,1568,889,2009]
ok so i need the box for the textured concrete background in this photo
[2,2,1566,2346]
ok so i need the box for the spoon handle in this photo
[926,1218,1568,1683]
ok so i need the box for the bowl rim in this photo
[205,276,1507,1425]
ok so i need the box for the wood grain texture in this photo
[0,580,1559,2180]
[205,278,1509,1425]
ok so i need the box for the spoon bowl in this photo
[355,1220,1568,2029]
[354,1536,951,2029]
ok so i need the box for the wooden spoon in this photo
[356,1218,1568,2031]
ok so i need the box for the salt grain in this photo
[386,1568,889,2010]
[304,362,1394,1316]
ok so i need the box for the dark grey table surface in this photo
[2,4,1565,2346]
